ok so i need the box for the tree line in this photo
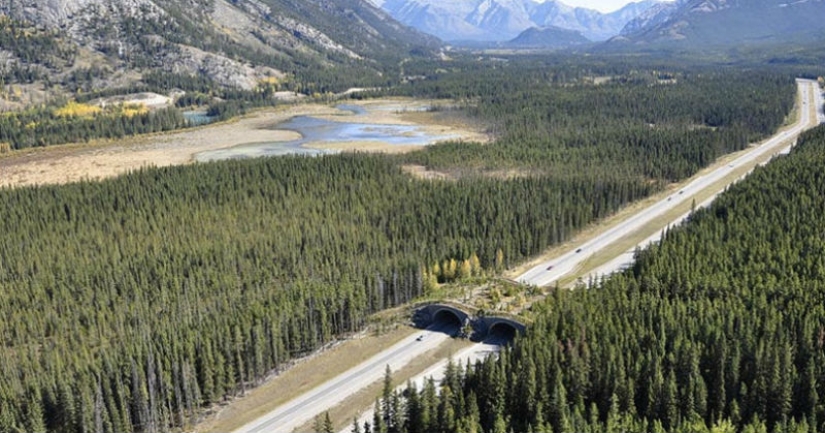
[372,125,825,433]
[0,61,800,432]
[390,59,795,182]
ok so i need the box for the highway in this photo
[234,80,820,433]
[585,193,718,280]
[816,81,825,124]
[337,337,505,433]
[233,323,458,433]
[337,80,825,431]
[518,79,818,287]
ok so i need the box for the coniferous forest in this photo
[0,59,811,432]
[371,125,825,433]
[392,61,796,182]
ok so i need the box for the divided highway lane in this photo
[518,80,817,288]
[589,82,823,280]
[234,324,458,433]
[338,337,504,433]
[586,194,718,280]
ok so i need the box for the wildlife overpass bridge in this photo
[413,301,527,340]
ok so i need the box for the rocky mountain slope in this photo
[372,0,663,42]
[507,25,590,48]
[531,0,661,41]
[620,0,685,35]
[615,0,825,47]
[0,0,438,94]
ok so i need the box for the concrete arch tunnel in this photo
[431,307,469,328]
[480,317,527,342]
[433,308,467,328]
[413,303,526,340]
[412,304,471,337]
[490,320,519,335]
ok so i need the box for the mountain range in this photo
[3,0,825,101]
[371,0,665,42]
[614,0,825,47]
[0,0,437,92]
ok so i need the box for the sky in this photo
[557,0,674,13]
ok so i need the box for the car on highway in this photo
[416,335,424,341]
[546,265,554,270]
[575,248,582,253]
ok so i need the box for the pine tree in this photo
[314,413,327,433]
[25,386,46,433]
[492,411,508,433]
[438,387,457,433]
[663,370,680,430]
[405,382,423,433]
[374,399,387,433]
[382,365,394,430]
[798,362,818,431]
[421,378,437,431]
[323,412,335,433]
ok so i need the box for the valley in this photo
[2,1,825,433]
[191,78,822,433]
[0,54,818,433]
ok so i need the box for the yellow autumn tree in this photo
[422,266,439,295]
[431,261,442,280]
[54,101,101,118]
[495,248,505,271]
[119,103,149,118]
[469,253,482,276]
[442,258,458,281]
[458,259,472,280]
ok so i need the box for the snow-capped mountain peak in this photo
[376,0,666,42]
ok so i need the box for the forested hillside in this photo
[375,125,825,433]
[0,0,436,91]
[0,64,798,432]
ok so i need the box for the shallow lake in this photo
[194,104,455,162]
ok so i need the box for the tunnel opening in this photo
[431,309,463,336]
[486,322,519,345]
